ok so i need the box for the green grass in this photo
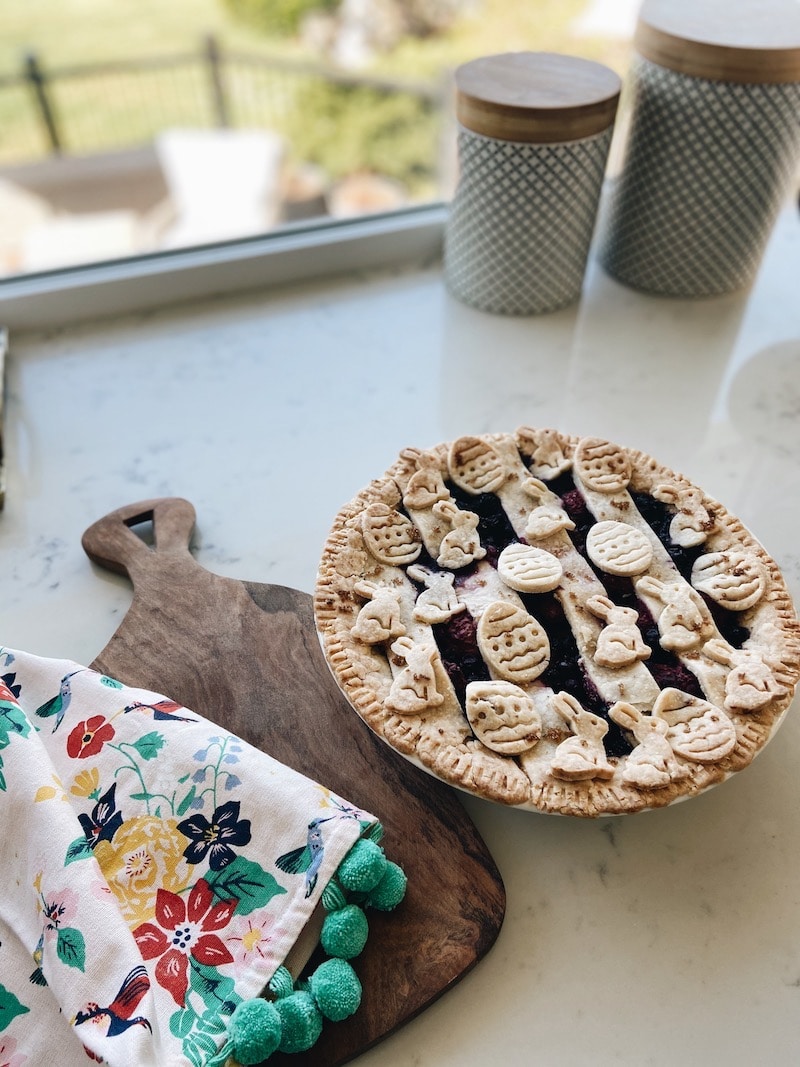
[0,0,631,174]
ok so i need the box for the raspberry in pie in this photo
[314,428,800,816]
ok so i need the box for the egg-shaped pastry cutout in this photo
[653,688,736,763]
[497,543,563,592]
[574,437,631,493]
[466,680,542,754]
[361,502,421,565]
[448,435,508,495]
[586,520,654,577]
[691,551,768,612]
[476,601,550,684]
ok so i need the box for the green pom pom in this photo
[228,998,282,1065]
[309,958,362,1022]
[321,904,369,959]
[338,839,387,893]
[367,861,407,911]
[276,990,323,1054]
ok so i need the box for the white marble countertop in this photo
[2,204,799,1065]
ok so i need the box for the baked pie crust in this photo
[314,428,800,816]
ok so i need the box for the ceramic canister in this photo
[443,52,621,315]
[599,0,800,297]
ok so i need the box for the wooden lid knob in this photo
[454,52,621,143]
[635,0,800,83]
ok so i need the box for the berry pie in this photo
[314,428,800,816]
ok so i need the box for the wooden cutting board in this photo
[82,498,505,1067]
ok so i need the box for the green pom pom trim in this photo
[365,821,384,844]
[209,828,404,1062]
[367,860,408,911]
[321,903,369,959]
[267,964,295,1000]
[338,838,387,893]
[276,990,323,1054]
[228,998,282,1065]
[309,958,362,1022]
[321,880,348,912]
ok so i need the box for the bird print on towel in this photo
[123,698,195,722]
[276,819,327,897]
[34,669,84,732]
[73,965,153,1037]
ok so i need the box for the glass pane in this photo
[0,0,635,278]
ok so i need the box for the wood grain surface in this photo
[82,498,506,1067]
[454,52,621,143]
[636,0,800,83]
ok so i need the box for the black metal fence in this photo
[0,36,446,191]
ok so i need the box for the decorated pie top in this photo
[314,428,800,816]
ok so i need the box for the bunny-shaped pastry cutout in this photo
[516,426,571,479]
[635,575,716,652]
[609,701,689,788]
[586,595,651,668]
[385,636,445,714]
[402,452,451,511]
[432,500,486,569]
[703,638,788,712]
[550,692,615,781]
[652,482,715,548]
[406,564,466,625]
[521,477,576,540]
[351,580,406,644]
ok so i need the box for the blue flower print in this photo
[78,782,124,848]
[176,800,251,870]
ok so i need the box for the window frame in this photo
[0,203,447,333]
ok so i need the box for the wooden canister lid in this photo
[454,52,622,143]
[635,0,800,83]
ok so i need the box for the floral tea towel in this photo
[0,647,405,1067]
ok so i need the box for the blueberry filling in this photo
[402,460,744,763]
[432,611,491,707]
[628,491,704,578]
[519,590,632,757]
[446,481,519,565]
[628,491,749,650]
[596,572,705,699]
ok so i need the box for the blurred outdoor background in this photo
[0,0,637,276]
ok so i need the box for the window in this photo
[0,0,635,280]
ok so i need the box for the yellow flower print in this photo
[94,814,193,928]
[70,767,100,799]
[34,773,68,803]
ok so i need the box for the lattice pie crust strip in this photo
[314,428,800,816]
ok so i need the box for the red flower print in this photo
[67,715,115,759]
[133,879,235,1006]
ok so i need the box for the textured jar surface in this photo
[599,56,800,297]
[444,124,613,315]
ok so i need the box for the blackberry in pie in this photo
[314,428,800,816]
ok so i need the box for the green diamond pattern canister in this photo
[599,0,800,298]
[443,52,621,315]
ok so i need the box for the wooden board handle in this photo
[81,497,197,578]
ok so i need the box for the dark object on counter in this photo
[82,497,505,1067]
[598,0,800,297]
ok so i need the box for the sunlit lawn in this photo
[0,0,630,165]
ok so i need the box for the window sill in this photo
[0,203,446,333]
